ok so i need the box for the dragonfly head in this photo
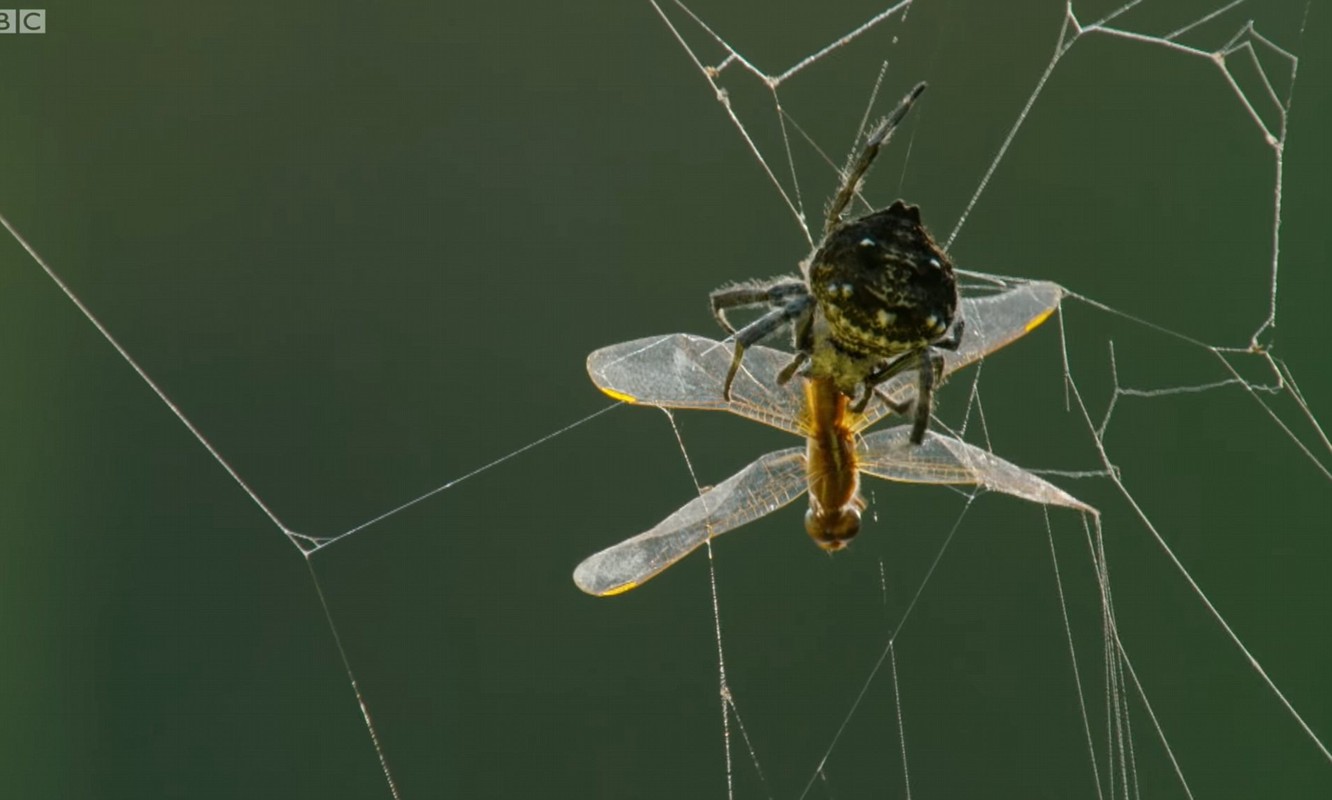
[805,506,860,551]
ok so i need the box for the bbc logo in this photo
[0,9,46,34]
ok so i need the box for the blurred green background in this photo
[1,1,1328,797]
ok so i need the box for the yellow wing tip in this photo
[1024,306,1057,333]
[596,580,639,597]
[599,387,640,404]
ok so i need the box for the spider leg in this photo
[850,336,951,440]
[851,382,875,415]
[910,347,941,445]
[824,82,927,236]
[710,277,806,335]
[776,304,816,385]
[852,314,961,416]
[895,322,961,433]
[871,387,912,416]
[934,318,965,352]
[722,295,814,400]
[776,351,809,385]
[851,349,923,414]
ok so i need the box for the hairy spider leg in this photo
[775,307,816,384]
[852,318,965,443]
[911,349,940,445]
[714,293,815,400]
[709,277,807,334]
[710,278,814,400]
[909,318,964,443]
[824,81,927,236]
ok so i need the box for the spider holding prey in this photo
[710,82,962,445]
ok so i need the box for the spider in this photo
[710,82,962,445]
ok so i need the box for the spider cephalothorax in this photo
[709,82,964,445]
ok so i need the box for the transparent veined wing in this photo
[586,281,1064,434]
[573,448,807,597]
[586,333,808,435]
[576,280,1076,596]
[867,280,1063,431]
[573,423,1093,596]
[943,280,1063,375]
[857,427,1093,512]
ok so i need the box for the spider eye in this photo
[804,506,861,551]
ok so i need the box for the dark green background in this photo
[2,1,1328,797]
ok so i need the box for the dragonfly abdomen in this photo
[803,378,863,551]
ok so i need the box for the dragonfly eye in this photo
[804,506,861,551]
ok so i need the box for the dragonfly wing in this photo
[587,282,1063,434]
[950,281,1062,372]
[574,447,808,596]
[857,426,1093,512]
[860,280,1064,430]
[587,333,805,435]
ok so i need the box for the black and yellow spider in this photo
[710,83,962,445]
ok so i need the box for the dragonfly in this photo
[574,280,1093,597]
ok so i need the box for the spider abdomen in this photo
[809,200,958,360]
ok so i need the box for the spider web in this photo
[645,1,1329,797]
[0,1,1327,798]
